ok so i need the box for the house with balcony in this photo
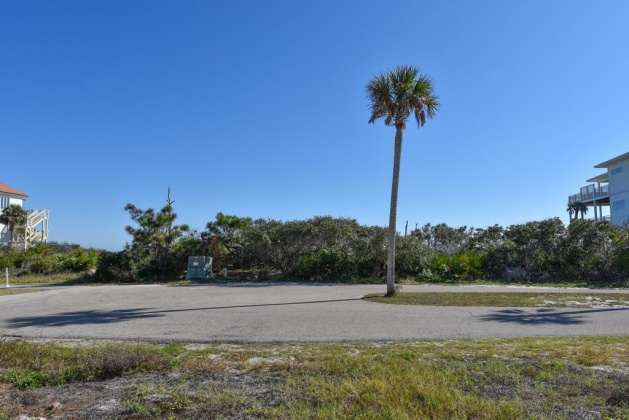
[568,151,629,226]
[0,181,49,249]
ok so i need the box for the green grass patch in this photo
[0,289,39,297]
[1,337,629,418]
[396,276,629,289]
[0,339,173,390]
[364,291,629,307]
[5,271,97,286]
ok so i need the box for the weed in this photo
[122,398,150,415]
[3,368,50,389]
[1,337,629,418]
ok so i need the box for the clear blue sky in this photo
[2,1,628,250]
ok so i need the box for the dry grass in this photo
[4,271,96,286]
[364,291,629,307]
[0,289,39,297]
[1,337,629,418]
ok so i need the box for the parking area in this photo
[1,283,628,343]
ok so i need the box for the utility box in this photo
[185,256,213,279]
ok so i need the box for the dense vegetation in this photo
[2,198,627,286]
[93,193,629,285]
[0,242,100,276]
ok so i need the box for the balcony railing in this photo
[569,184,609,203]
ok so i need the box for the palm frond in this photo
[367,74,392,124]
[366,65,438,129]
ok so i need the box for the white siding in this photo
[611,194,629,226]
[0,194,26,244]
[8,197,24,207]
[607,156,629,226]
[608,157,629,196]
[0,195,24,209]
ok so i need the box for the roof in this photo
[0,182,28,198]
[586,173,609,183]
[594,151,629,168]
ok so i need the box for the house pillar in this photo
[594,200,598,221]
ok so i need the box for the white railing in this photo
[26,230,43,243]
[27,209,47,227]
[0,209,49,249]
[569,184,609,203]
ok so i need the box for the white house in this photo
[0,181,49,249]
[568,151,629,226]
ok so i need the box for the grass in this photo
[364,291,629,307]
[0,340,172,390]
[1,336,629,418]
[0,289,39,297]
[4,271,97,286]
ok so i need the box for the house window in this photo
[611,166,624,176]
[0,196,8,209]
[613,199,626,211]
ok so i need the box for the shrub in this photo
[94,251,137,283]
[289,250,356,281]
[0,244,101,275]
[395,235,433,278]
[61,249,100,272]
[424,253,482,281]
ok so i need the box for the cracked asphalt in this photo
[1,283,628,343]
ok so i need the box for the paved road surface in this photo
[1,284,628,343]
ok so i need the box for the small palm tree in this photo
[0,204,27,247]
[367,65,439,296]
[572,201,588,220]
[566,201,576,221]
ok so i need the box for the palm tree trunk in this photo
[386,127,404,296]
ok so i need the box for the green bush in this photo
[61,249,100,272]
[29,256,60,274]
[0,243,101,275]
[94,251,137,283]
[289,250,356,281]
[90,209,629,285]
[423,253,482,281]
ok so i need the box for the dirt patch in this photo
[471,363,629,420]
[0,369,286,419]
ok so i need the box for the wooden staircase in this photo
[1,209,49,249]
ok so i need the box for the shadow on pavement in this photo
[5,308,163,328]
[479,307,628,325]
[4,298,362,328]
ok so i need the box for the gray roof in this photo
[594,151,629,168]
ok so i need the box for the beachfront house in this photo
[0,182,49,249]
[568,151,629,226]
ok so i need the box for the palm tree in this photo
[0,204,27,248]
[566,201,576,221]
[573,201,588,219]
[367,65,439,296]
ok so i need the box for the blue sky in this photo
[1,1,628,250]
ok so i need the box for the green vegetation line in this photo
[0,289,39,296]
[364,292,629,307]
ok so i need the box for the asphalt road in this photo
[1,284,628,343]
